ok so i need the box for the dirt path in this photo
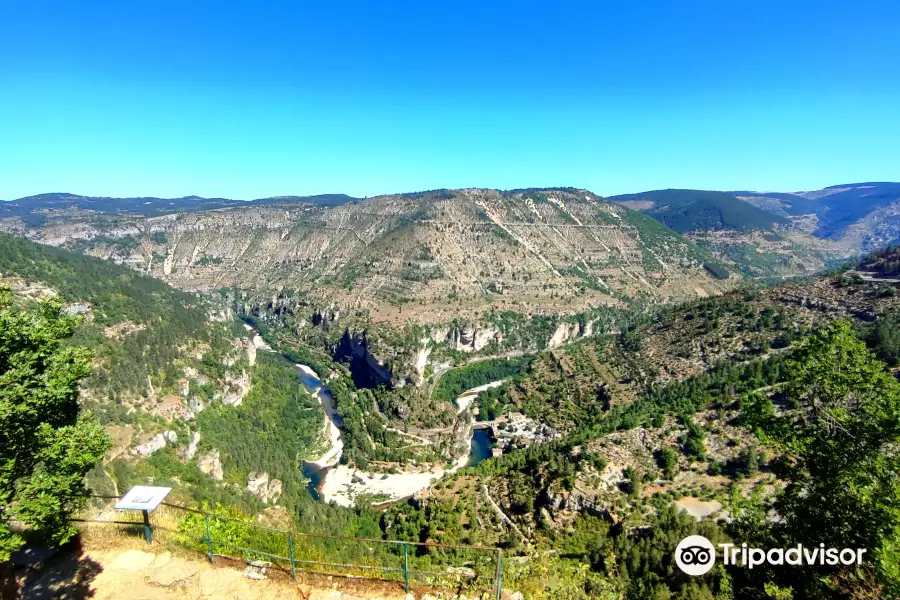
[15,545,420,600]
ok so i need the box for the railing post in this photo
[204,514,214,564]
[289,533,296,580]
[141,509,152,545]
[403,542,410,593]
[495,549,503,600]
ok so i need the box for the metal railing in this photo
[74,495,503,598]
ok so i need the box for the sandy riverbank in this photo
[455,380,504,413]
[307,419,343,469]
[296,364,344,469]
[320,451,471,508]
[299,363,498,507]
[295,363,318,379]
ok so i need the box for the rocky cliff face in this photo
[198,450,224,481]
[130,432,175,458]
[444,324,501,352]
[246,472,283,504]
[0,188,733,323]
[335,330,395,387]
[548,321,579,349]
[410,342,431,386]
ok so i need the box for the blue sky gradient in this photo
[1,0,898,200]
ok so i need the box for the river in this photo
[295,364,496,504]
[468,428,494,466]
[294,365,343,501]
[244,324,497,504]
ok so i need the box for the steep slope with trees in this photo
[0,288,111,569]
[0,233,330,513]
[609,188,789,233]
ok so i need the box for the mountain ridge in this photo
[0,187,735,321]
[4,182,900,312]
[1,191,361,218]
[608,188,789,233]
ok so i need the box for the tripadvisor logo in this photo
[675,535,868,576]
[676,535,717,575]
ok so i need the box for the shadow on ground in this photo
[11,539,102,599]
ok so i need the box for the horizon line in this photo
[4,181,896,203]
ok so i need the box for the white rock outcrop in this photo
[448,324,500,352]
[411,342,431,385]
[548,320,596,349]
[246,338,257,366]
[246,472,283,504]
[198,450,224,481]
[130,433,167,457]
[182,431,201,460]
[473,326,500,351]
[221,370,251,406]
[548,322,575,349]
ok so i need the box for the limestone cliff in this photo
[1,188,734,322]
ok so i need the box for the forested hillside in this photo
[373,255,900,598]
[0,232,241,403]
[0,233,332,514]
[5,210,900,598]
[610,189,788,233]
[219,250,900,598]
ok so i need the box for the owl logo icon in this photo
[676,535,716,575]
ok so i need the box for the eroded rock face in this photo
[583,319,595,338]
[131,433,167,457]
[548,319,596,349]
[447,324,500,352]
[198,450,224,481]
[548,322,575,349]
[410,342,431,386]
[473,326,500,351]
[335,330,393,387]
[188,395,205,415]
[182,431,201,461]
[245,338,257,366]
[246,472,283,504]
[221,370,251,406]
[545,487,614,521]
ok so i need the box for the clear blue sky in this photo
[1,0,898,200]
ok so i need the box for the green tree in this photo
[739,446,759,477]
[0,287,111,561]
[739,320,900,598]
[656,448,678,480]
[867,313,900,367]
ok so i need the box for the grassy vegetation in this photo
[431,356,533,403]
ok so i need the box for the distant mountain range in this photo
[0,188,736,316]
[0,192,360,221]
[1,182,898,306]
[731,183,900,239]
[610,183,900,244]
[608,189,790,233]
[5,183,898,244]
